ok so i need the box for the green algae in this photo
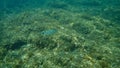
[0,0,120,68]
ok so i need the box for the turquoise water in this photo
[0,0,120,68]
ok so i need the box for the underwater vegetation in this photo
[4,40,27,50]
[0,0,120,68]
[102,8,120,23]
[72,23,92,34]
[47,1,68,9]
[66,0,101,7]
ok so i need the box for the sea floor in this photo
[0,0,120,68]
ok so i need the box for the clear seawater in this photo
[0,0,120,68]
